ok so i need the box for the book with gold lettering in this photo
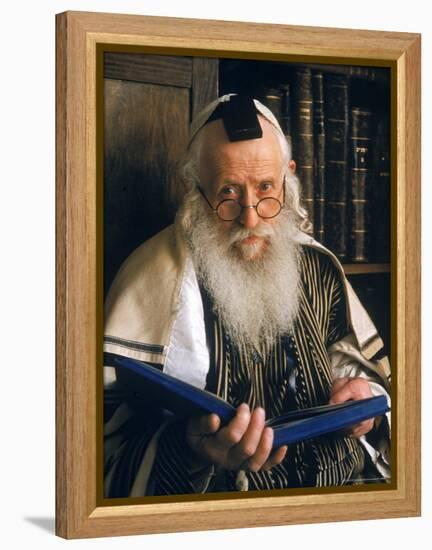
[312,70,326,244]
[349,106,373,262]
[292,67,315,229]
[324,73,350,261]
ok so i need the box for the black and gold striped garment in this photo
[197,245,366,491]
[105,246,381,498]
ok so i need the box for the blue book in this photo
[109,354,390,448]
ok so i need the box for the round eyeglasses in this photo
[198,179,285,222]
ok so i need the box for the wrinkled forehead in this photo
[198,117,284,174]
[188,96,288,189]
[195,120,284,195]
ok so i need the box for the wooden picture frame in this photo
[55,11,421,539]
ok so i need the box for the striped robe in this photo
[104,245,387,497]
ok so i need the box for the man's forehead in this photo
[198,120,283,189]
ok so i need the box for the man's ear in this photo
[288,159,296,173]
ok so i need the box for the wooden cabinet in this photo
[104,52,218,293]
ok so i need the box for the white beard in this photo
[180,197,302,352]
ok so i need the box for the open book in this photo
[107,354,390,448]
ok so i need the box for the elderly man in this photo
[103,94,390,497]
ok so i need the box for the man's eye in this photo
[221,187,236,196]
[260,182,273,192]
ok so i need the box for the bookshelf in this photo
[219,57,391,269]
[344,263,390,275]
[218,58,391,355]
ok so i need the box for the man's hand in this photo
[329,377,374,438]
[185,403,288,472]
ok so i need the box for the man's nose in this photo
[239,195,259,229]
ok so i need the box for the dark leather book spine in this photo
[292,68,314,229]
[371,115,391,262]
[293,63,390,85]
[262,87,282,125]
[280,84,292,149]
[312,71,325,244]
[324,74,350,262]
[349,107,372,262]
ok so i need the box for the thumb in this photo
[329,377,351,403]
[187,413,221,437]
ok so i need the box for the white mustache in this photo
[227,224,275,246]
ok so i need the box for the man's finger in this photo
[346,419,374,438]
[330,377,351,395]
[330,378,372,404]
[229,407,266,465]
[261,444,288,471]
[243,426,274,472]
[188,413,221,437]
[216,403,250,448]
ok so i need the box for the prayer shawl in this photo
[103,223,391,497]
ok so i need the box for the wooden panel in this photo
[55,11,68,538]
[191,57,219,117]
[66,11,418,60]
[104,79,189,294]
[403,34,421,515]
[104,52,192,87]
[56,11,99,538]
[103,54,218,294]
